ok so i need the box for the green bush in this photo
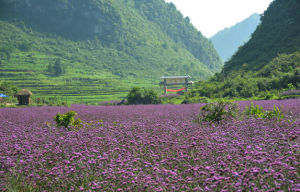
[0,81,18,97]
[127,87,161,105]
[244,102,265,118]
[243,102,284,120]
[195,100,239,123]
[54,111,82,129]
[264,105,284,120]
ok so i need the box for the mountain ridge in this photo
[210,13,260,61]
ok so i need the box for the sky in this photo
[165,0,274,38]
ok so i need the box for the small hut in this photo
[16,89,32,105]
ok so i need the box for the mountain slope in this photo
[210,13,260,61]
[190,0,300,99]
[223,0,300,74]
[133,0,223,72]
[0,0,222,102]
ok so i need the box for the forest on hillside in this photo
[0,0,222,103]
[187,0,300,101]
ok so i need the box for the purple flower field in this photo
[0,99,299,191]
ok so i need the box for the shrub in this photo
[259,91,277,100]
[244,102,265,118]
[54,111,82,129]
[143,89,161,104]
[264,105,284,120]
[243,102,284,120]
[127,87,161,105]
[195,100,239,123]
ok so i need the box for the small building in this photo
[160,75,193,94]
[16,89,32,105]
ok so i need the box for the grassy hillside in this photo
[188,0,300,100]
[0,0,222,103]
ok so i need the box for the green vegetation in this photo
[0,0,222,103]
[1,0,298,104]
[134,0,223,72]
[244,103,265,118]
[188,0,300,100]
[0,81,17,96]
[244,103,284,120]
[127,87,161,105]
[195,100,285,123]
[195,100,239,123]
[190,51,300,100]
[54,111,82,129]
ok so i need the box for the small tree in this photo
[0,44,15,61]
[47,63,54,74]
[53,58,63,76]
[0,81,18,97]
[127,87,143,104]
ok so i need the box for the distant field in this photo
[0,51,164,103]
[1,51,191,103]
[1,99,299,191]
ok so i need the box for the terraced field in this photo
[0,51,163,103]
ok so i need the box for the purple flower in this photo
[232,172,239,177]
[0,99,299,191]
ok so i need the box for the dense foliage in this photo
[210,13,260,62]
[0,81,17,96]
[192,51,300,99]
[127,87,161,105]
[190,0,300,99]
[0,0,222,102]
[1,99,299,191]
